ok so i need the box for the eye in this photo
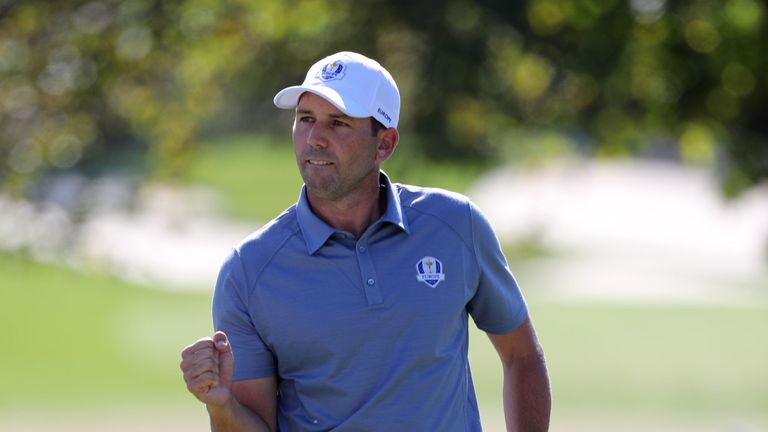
[332,119,349,127]
[298,116,314,123]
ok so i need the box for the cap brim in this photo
[273,85,369,118]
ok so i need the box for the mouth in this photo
[307,159,333,166]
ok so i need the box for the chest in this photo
[249,228,476,373]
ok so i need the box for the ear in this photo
[375,128,399,163]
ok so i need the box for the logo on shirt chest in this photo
[416,256,445,288]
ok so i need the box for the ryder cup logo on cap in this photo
[318,61,346,81]
[273,51,400,128]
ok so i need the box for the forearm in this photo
[208,397,273,432]
[501,346,551,432]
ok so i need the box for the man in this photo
[180,51,551,431]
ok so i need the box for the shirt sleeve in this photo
[466,200,528,334]
[212,249,277,380]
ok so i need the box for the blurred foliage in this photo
[1,0,766,196]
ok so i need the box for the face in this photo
[292,92,383,203]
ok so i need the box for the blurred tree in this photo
[0,0,766,195]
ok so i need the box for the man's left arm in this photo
[488,316,551,432]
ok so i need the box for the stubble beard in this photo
[298,134,381,203]
[301,163,377,203]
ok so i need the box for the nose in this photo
[306,124,328,149]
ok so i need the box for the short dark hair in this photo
[371,118,386,136]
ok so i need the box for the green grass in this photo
[3,252,766,424]
[0,252,212,409]
[182,133,485,222]
[469,301,768,421]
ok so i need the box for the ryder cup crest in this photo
[317,61,346,81]
[416,256,445,287]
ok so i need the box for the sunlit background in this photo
[1,1,767,431]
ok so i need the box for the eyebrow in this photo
[296,108,353,120]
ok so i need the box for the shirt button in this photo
[366,278,375,286]
[358,246,367,253]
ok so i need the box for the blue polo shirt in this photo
[213,172,528,431]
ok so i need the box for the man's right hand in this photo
[180,331,234,407]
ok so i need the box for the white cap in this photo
[273,51,400,128]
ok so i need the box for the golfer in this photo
[180,51,551,431]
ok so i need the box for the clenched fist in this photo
[180,331,234,407]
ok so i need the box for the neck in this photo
[306,174,385,238]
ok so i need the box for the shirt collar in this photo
[296,171,410,255]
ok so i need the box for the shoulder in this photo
[395,182,472,215]
[227,205,301,280]
[395,183,478,241]
[394,182,496,247]
[395,182,485,226]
